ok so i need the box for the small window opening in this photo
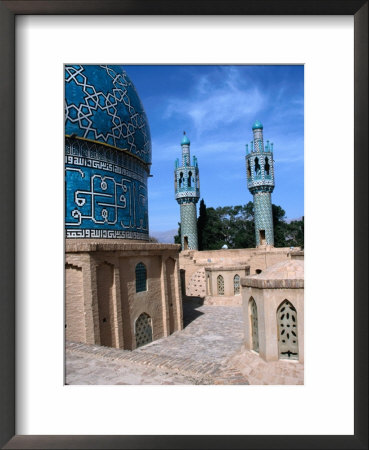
[265,157,270,175]
[255,269,262,274]
[188,171,192,187]
[179,172,183,188]
[247,160,251,177]
[135,262,147,293]
[254,157,261,175]
[259,229,266,244]
[184,236,189,250]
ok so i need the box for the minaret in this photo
[175,132,200,250]
[246,121,275,247]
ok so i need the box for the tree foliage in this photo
[174,199,303,250]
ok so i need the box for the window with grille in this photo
[217,275,224,296]
[277,300,299,360]
[135,262,147,293]
[234,274,240,295]
[135,312,152,348]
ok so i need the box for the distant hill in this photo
[285,216,303,224]
[150,229,177,244]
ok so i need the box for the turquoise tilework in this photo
[175,135,200,250]
[246,123,275,246]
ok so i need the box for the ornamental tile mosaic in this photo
[65,138,149,239]
[246,123,275,246]
[180,202,198,250]
[65,65,151,164]
[65,65,151,240]
[253,193,274,246]
[175,135,200,250]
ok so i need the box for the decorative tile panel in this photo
[65,65,151,164]
[245,123,275,246]
[175,135,200,250]
[66,138,149,240]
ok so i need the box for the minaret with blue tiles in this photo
[246,121,275,247]
[175,132,200,250]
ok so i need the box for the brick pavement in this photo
[66,297,303,385]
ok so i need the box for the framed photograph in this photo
[0,1,367,449]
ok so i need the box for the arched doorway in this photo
[277,300,298,360]
[97,262,115,347]
[249,297,259,352]
[135,313,153,348]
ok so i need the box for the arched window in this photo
[265,157,270,175]
[247,160,251,178]
[254,157,261,175]
[179,172,183,188]
[233,274,240,295]
[277,300,298,360]
[217,275,224,296]
[135,262,147,293]
[135,312,152,348]
[249,297,259,352]
[188,171,192,187]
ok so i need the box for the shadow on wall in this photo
[182,296,205,328]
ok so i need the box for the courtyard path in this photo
[66,298,249,385]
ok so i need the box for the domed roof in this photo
[181,132,190,146]
[244,259,304,289]
[252,120,263,130]
[65,65,151,164]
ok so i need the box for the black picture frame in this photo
[0,1,367,449]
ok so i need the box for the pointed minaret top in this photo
[181,131,191,146]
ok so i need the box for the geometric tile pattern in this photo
[65,138,149,240]
[245,122,275,246]
[253,192,274,246]
[135,262,147,293]
[135,312,153,348]
[175,135,200,250]
[65,64,151,241]
[180,202,198,250]
[65,65,151,164]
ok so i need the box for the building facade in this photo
[175,133,200,250]
[65,65,183,350]
[246,120,275,247]
[241,255,304,363]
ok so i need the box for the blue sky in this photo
[124,65,304,233]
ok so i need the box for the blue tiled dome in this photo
[181,132,190,146]
[65,65,151,164]
[252,120,263,130]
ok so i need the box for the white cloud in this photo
[163,68,266,137]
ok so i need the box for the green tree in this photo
[174,222,181,249]
[285,216,304,249]
[272,204,289,247]
[197,198,207,250]
[174,202,303,251]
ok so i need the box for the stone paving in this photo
[66,297,303,385]
[66,297,248,385]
